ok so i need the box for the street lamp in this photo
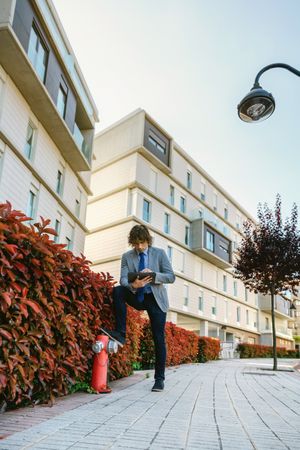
[237,63,300,123]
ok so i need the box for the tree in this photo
[233,195,300,370]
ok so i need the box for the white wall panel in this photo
[86,190,128,230]
[0,78,28,154]
[93,111,144,168]
[85,222,133,262]
[0,146,31,210]
[91,153,137,199]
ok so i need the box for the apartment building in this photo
[0,0,98,254]
[85,109,294,349]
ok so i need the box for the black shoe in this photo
[151,380,164,392]
[101,328,126,345]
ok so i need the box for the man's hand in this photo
[131,269,153,289]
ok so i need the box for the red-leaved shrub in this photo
[197,336,220,362]
[139,321,219,368]
[0,202,143,408]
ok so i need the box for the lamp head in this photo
[237,85,275,123]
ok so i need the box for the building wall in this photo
[0,0,98,255]
[86,112,263,343]
[86,111,294,347]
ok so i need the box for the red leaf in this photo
[19,303,28,318]
[22,299,42,314]
[1,292,11,306]
[0,328,12,340]
[4,244,17,255]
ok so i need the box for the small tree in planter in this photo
[233,195,300,370]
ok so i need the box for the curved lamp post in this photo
[237,63,300,123]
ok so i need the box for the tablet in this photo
[128,272,155,283]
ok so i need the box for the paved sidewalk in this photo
[0,358,299,450]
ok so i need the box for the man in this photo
[108,224,175,392]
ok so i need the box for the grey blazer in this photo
[120,246,175,313]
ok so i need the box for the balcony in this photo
[0,24,91,172]
[259,295,292,319]
[190,219,232,269]
[261,327,294,338]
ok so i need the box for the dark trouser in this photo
[112,285,167,381]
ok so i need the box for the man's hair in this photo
[128,224,153,246]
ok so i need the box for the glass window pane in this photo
[24,124,34,159]
[57,86,67,118]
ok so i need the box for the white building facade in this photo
[85,109,295,349]
[0,0,98,254]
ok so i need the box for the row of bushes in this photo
[139,321,220,369]
[0,203,219,409]
[0,203,144,408]
[237,343,299,358]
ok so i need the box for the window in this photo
[57,84,67,118]
[198,292,204,312]
[219,239,230,255]
[223,275,227,292]
[206,230,214,252]
[164,213,170,234]
[167,246,173,261]
[212,296,217,315]
[184,285,189,306]
[150,169,157,192]
[185,226,190,245]
[175,249,185,273]
[199,207,203,218]
[169,185,175,206]
[187,170,192,189]
[237,306,241,323]
[233,234,238,250]
[26,185,38,221]
[180,195,186,213]
[0,145,4,183]
[233,281,238,297]
[28,24,48,82]
[224,203,228,220]
[255,294,259,306]
[65,223,74,251]
[143,199,151,222]
[213,193,218,211]
[245,288,248,302]
[236,214,242,230]
[200,182,206,201]
[265,317,270,330]
[24,123,35,159]
[54,213,62,243]
[246,310,249,325]
[254,312,258,328]
[224,300,228,321]
[75,188,82,218]
[56,164,65,195]
[195,262,203,281]
[148,130,166,154]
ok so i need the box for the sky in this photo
[52,0,300,220]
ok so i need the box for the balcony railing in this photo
[259,295,291,319]
[73,123,92,164]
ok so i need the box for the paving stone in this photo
[0,359,299,450]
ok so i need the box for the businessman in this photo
[108,224,175,392]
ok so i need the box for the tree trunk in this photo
[271,291,277,370]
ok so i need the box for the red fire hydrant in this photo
[91,334,118,393]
